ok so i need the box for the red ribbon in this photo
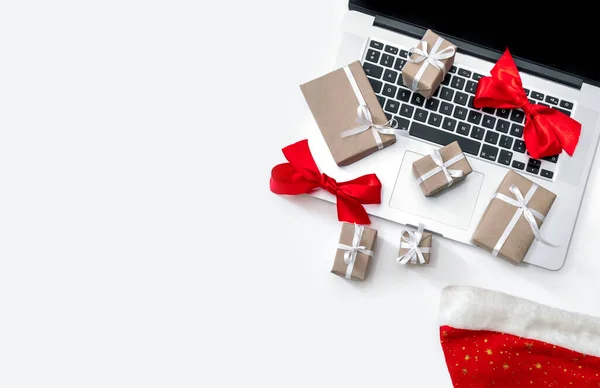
[474,49,581,160]
[269,139,381,224]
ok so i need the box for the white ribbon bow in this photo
[397,224,431,265]
[337,224,373,279]
[407,37,456,92]
[416,148,465,187]
[341,104,402,149]
[492,184,559,256]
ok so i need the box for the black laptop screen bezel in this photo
[348,1,599,87]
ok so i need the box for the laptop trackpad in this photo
[389,150,484,230]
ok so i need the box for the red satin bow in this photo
[474,49,581,159]
[269,139,381,224]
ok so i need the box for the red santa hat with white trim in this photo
[438,286,600,387]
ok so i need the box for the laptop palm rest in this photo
[389,151,485,230]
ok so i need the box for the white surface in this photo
[0,1,599,388]
[439,286,600,358]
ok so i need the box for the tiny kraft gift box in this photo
[396,224,432,265]
[413,141,473,197]
[332,223,377,281]
[300,61,396,167]
[472,170,557,263]
[402,29,456,99]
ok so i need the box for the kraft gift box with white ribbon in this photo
[396,224,433,265]
[402,29,457,99]
[413,141,473,197]
[300,60,402,167]
[332,223,377,281]
[472,170,558,264]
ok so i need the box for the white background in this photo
[1,1,599,387]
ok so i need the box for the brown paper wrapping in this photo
[300,61,395,166]
[402,29,456,99]
[412,141,472,197]
[399,231,433,264]
[331,223,377,281]
[472,170,557,263]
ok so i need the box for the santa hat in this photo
[438,286,600,387]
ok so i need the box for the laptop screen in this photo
[350,1,599,84]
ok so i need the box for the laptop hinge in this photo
[373,15,583,90]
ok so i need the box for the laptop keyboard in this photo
[362,39,577,181]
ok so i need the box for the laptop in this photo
[302,2,600,270]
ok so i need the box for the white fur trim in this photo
[439,286,600,357]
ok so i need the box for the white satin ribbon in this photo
[340,66,404,149]
[416,148,465,187]
[397,223,431,265]
[492,184,559,257]
[337,224,373,280]
[407,37,456,92]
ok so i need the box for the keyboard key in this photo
[510,124,524,138]
[523,88,530,96]
[468,96,476,109]
[376,95,386,107]
[482,115,496,129]
[440,101,454,116]
[498,149,513,166]
[449,66,457,73]
[480,144,499,161]
[363,62,383,78]
[495,119,510,133]
[485,131,499,145]
[382,83,397,97]
[451,76,466,90]
[453,106,468,120]
[541,169,554,179]
[496,108,511,119]
[458,68,472,78]
[366,49,381,63]
[367,78,383,93]
[440,87,454,101]
[545,95,559,105]
[482,107,495,115]
[470,126,485,140]
[537,102,549,107]
[560,100,574,110]
[528,158,541,168]
[400,49,409,58]
[428,112,442,127]
[526,165,540,174]
[383,69,398,83]
[499,135,513,149]
[510,109,525,123]
[512,160,525,170]
[558,108,571,116]
[442,117,457,131]
[409,122,481,155]
[414,108,428,122]
[399,103,414,118]
[441,73,452,86]
[396,87,411,102]
[425,98,440,111]
[472,73,484,80]
[385,99,400,114]
[465,80,477,94]
[542,154,559,163]
[454,91,468,106]
[380,54,394,67]
[467,110,482,125]
[392,116,410,130]
[384,45,399,55]
[411,93,425,107]
[513,139,526,153]
[528,99,535,104]
[531,91,544,100]
[370,40,384,49]
[457,122,471,136]
[384,111,393,121]
[394,57,407,71]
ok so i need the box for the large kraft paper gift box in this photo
[332,223,377,281]
[413,141,472,197]
[472,170,557,263]
[402,29,456,99]
[300,61,395,166]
